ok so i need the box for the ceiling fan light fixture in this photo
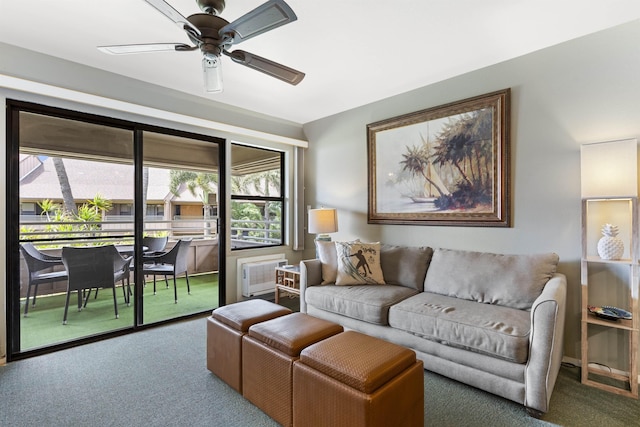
[202,55,223,93]
[100,0,305,93]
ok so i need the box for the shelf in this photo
[275,266,300,304]
[581,196,639,398]
[583,314,636,331]
[584,256,634,265]
[582,377,637,398]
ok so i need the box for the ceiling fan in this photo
[98,0,305,93]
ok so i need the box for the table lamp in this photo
[308,208,338,242]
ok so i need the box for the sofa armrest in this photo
[299,259,322,313]
[524,273,567,415]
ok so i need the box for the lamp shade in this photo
[581,139,639,198]
[308,208,338,234]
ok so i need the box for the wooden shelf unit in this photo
[275,265,300,304]
[581,197,639,398]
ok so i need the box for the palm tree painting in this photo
[367,89,510,227]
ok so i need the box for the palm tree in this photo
[37,199,59,221]
[246,170,280,238]
[253,170,280,197]
[231,174,248,194]
[432,118,475,188]
[399,145,447,197]
[87,193,113,222]
[169,170,218,236]
[467,109,494,188]
[429,110,495,209]
[75,203,102,234]
[52,157,76,215]
[142,166,149,219]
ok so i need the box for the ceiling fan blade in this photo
[98,43,196,54]
[225,50,305,85]
[144,0,202,39]
[219,0,297,45]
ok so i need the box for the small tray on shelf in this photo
[587,305,633,321]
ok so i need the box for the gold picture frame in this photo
[367,89,511,227]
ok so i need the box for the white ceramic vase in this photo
[597,223,624,260]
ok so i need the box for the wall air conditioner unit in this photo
[242,258,288,297]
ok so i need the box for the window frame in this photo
[6,99,227,361]
[230,143,286,251]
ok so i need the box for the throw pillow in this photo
[335,241,385,285]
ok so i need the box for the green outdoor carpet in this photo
[19,273,218,351]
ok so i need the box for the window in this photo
[230,144,284,249]
[20,203,36,215]
[120,204,132,216]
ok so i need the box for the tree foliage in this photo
[231,170,282,242]
[87,193,112,221]
[169,170,217,204]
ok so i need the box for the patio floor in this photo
[19,273,218,351]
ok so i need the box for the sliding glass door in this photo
[7,101,223,358]
[16,111,135,351]
[141,131,220,324]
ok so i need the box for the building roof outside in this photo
[19,156,212,205]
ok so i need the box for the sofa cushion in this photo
[305,284,418,325]
[381,244,433,291]
[424,248,559,309]
[335,241,385,285]
[389,292,531,363]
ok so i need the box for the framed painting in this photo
[367,88,511,227]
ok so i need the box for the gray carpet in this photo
[1,316,638,427]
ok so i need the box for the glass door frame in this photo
[6,99,226,361]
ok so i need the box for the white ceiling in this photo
[2,1,640,125]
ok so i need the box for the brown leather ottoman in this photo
[207,299,292,393]
[293,331,424,427]
[242,313,343,427]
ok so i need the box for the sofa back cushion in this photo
[380,245,433,291]
[423,248,559,309]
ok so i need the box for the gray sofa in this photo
[299,244,567,416]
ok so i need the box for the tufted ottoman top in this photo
[248,312,343,356]
[212,299,291,332]
[299,330,417,394]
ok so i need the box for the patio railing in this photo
[20,216,282,247]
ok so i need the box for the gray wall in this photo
[302,19,640,363]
